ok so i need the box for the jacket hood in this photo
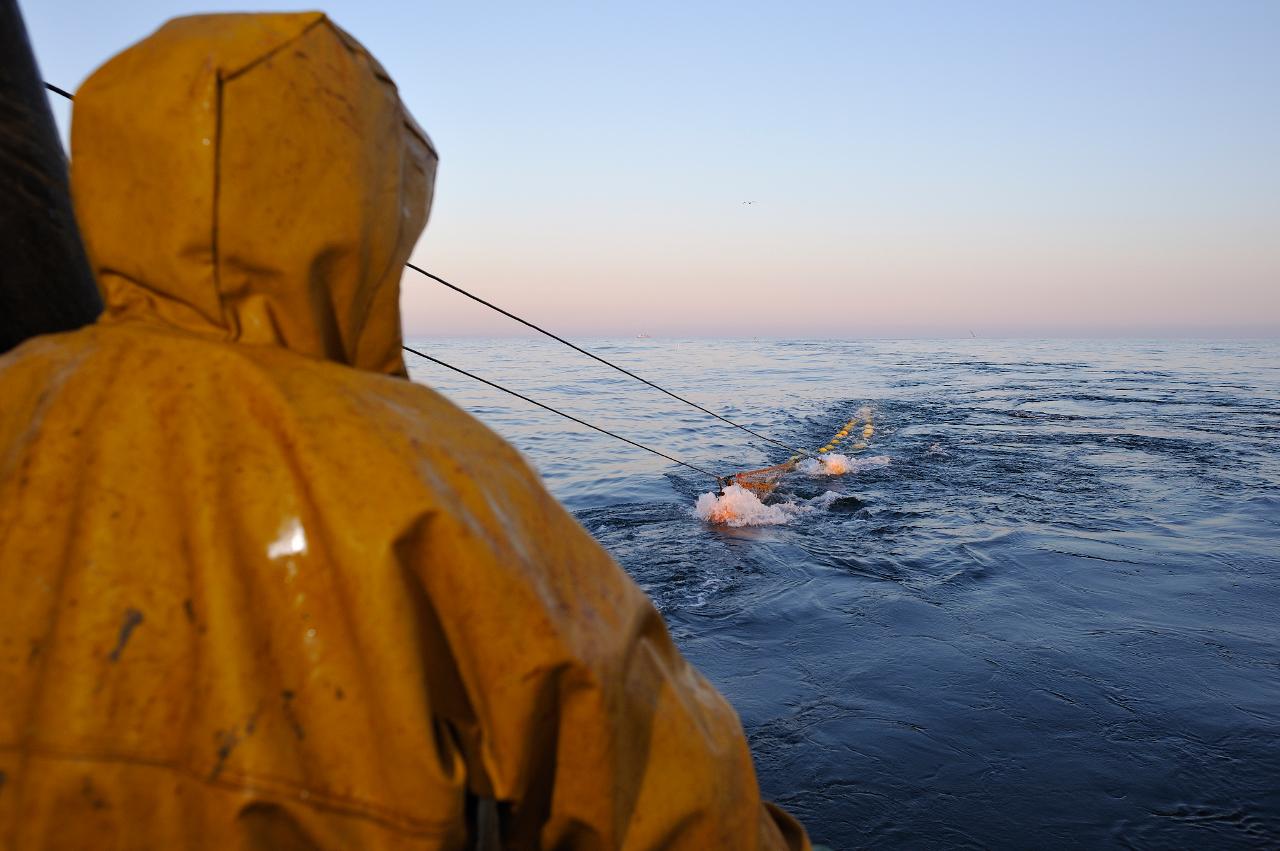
[70,12,437,375]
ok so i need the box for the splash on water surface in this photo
[693,483,797,526]
[797,452,890,476]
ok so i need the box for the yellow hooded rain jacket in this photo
[0,12,810,851]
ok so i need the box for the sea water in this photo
[407,337,1280,849]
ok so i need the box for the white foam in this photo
[797,453,891,476]
[694,484,850,526]
[694,483,799,526]
[804,490,843,510]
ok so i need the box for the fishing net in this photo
[721,409,874,500]
[728,461,797,499]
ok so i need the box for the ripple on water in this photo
[410,338,1280,848]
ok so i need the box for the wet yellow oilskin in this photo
[0,13,808,850]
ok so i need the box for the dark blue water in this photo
[407,338,1280,849]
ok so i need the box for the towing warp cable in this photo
[405,263,812,458]
[401,346,723,483]
[46,79,809,458]
[41,80,763,484]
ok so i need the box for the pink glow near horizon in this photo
[403,206,1279,337]
[30,1,1277,338]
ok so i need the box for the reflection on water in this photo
[409,337,1280,848]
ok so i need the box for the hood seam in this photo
[213,71,229,342]
[220,14,329,83]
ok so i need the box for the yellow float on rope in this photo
[729,407,876,497]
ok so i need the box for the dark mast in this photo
[0,0,101,354]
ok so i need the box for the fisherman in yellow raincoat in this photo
[0,12,811,850]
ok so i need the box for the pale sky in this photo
[24,1,1280,337]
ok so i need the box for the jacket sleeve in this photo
[401,445,810,850]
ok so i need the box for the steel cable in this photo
[404,263,812,458]
[41,80,747,482]
[402,346,723,481]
